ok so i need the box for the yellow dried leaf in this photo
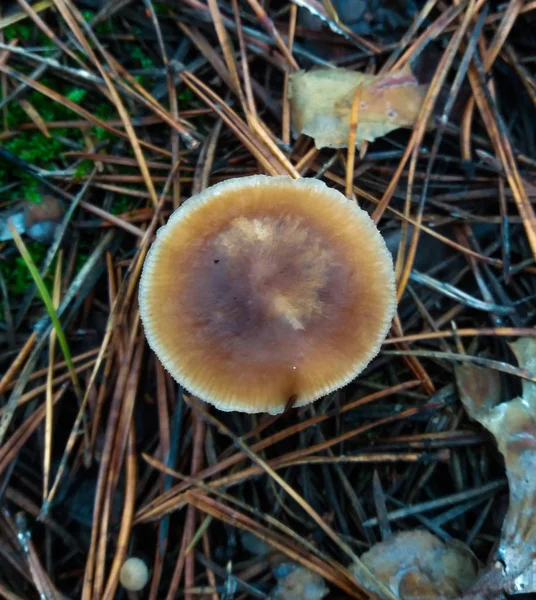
[289,66,428,148]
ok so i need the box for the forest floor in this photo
[0,1,535,599]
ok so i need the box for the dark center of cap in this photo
[186,213,351,364]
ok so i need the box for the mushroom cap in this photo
[139,175,396,414]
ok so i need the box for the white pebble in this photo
[120,557,149,592]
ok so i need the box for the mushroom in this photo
[139,175,396,414]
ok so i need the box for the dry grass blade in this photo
[188,400,398,600]
[142,456,366,597]
[385,327,536,345]
[51,0,160,209]
[179,68,295,175]
[0,63,171,157]
[346,85,361,198]
[383,349,536,383]
[0,386,67,479]
[2,509,61,599]
[246,0,299,70]
[102,426,137,600]
[15,0,86,66]
[43,251,61,500]
[207,0,244,102]
[282,4,298,144]
[396,1,484,301]
[0,332,36,396]
[374,0,474,230]
[4,225,81,443]
[134,381,421,522]
[184,491,366,598]
[0,0,53,29]
[85,329,142,600]
[469,72,536,261]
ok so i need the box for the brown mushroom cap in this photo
[139,175,396,414]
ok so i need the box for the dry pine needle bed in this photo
[0,1,535,599]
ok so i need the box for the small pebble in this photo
[120,557,149,592]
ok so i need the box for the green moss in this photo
[8,87,87,124]
[111,196,134,215]
[73,161,92,178]
[179,88,194,105]
[81,10,114,34]
[19,179,42,203]
[65,88,88,104]
[4,23,33,42]
[130,45,156,70]
[2,128,74,204]
[90,125,110,141]
[88,102,116,142]
[4,23,56,56]
[153,3,168,15]
[2,85,93,202]
[0,241,48,296]
[95,102,115,119]
[74,252,89,274]
[5,130,67,163]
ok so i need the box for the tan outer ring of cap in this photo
[139,175,397,414]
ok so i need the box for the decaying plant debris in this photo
[289,66,428,148]
[1,0,536,599]
[350,529,479,599]
[349,340,536,600]
[270,563,329,600]
[456,338,536,597]
[349,336,536,600]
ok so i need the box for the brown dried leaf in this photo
[454,363,502,423]
[350,530,479,600]
[455,338,536,594]
[289,66,428,148]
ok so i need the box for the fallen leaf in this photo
[350,530,479,600]
[455,338,536,595]
[270,562,329,600]
[289,66,428,148]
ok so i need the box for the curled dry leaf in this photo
[455,338,536,595]
[349,530,479,600]
[289,66,428,148]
